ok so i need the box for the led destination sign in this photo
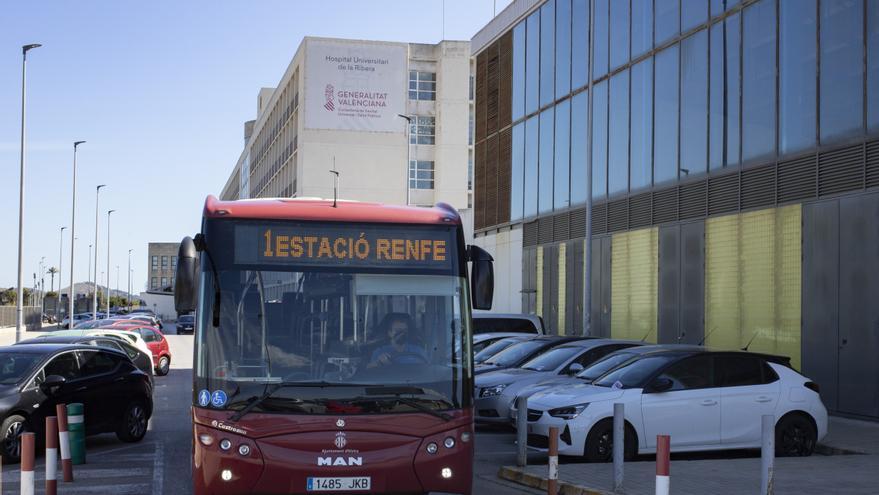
[233,223,454,271]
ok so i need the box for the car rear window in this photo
[473,318,539,334]
[716,355,777,386]
[484,340,549,367]
[521,346,582,371]
[474,338,525,363]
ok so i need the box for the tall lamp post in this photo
[106,209,116,315]
[58,226,66,317]
[92,184,106,318]
[397,114,412,206]
[127,249,133,311]
[15,43,42,343]
[68,141,86,325]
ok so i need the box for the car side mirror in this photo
[648,377,674,393]
[468,245,494,311]
[40,375,67,394]
[174,236,199,314]
[566,363,584,375]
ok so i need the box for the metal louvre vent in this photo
[708,173,739,215]
[607,199,628,232]
[473,143,486,230]
[653,188,678,224]
[777,154,816,203]
[498,128,512,223]
[569,208,587,238]
[485,54,499,136]
[865,141,879,189]
[591,203,607,234]
[741,164,776,210]
[629,192,652,228]
[498,32,513,129]
[679,181,707,219]
[818,146,863,196]
[484,135,499,227]
[474,51,488,143]
[523,221,538,247]
[553,212,570,241]
[538,217,554,244]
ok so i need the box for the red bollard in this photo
[655,435,670,495]
[46,417,58,495]
[56,403,73,482]
[547,426,558,495]
[20,432,35,495]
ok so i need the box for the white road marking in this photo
[152,442,165,495]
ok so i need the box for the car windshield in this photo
[520,345,582,371]
[195,219,470,415]
[0,352,43,385]
[179,315,194,323]
[474,338,524,364]
[575,352,639,382]
[484,340,549,367]
[592,354,679,389]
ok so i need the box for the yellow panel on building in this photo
[558,243,567,335]
[705,205,802,369]
[610,228,658,342]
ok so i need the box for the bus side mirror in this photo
[174,236,199,314]
[468,245,494,311]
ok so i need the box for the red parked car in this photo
[114,324,172,376]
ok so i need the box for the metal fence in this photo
[0,306,41,330]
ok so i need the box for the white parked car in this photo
[44,329,152,362]
[525,349,827,460]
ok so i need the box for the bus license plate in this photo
[307,477,371,491]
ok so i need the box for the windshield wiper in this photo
[228,381,374,422]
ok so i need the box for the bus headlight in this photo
[426,442,438,454]
[198,434,214,446]
[441,467,453,479]
[443,437,455,449]
[238,444,251,456]
[219,439,232,451]
[221,469,233,481]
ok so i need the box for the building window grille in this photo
[151,256,158,271]
[151,277,158,290]
[161,256,168,269]
[409,160,435,190]
[171,256,177,270]
[410,116,436,145]
[409,71,436,100]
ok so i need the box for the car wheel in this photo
[775,414,816,457]
[0,415,30,462]
[156,356,170,376]
[584,418,637,463]
[116,401,149,443]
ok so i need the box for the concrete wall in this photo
[473,226,523,313]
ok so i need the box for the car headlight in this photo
[548,403,589,420]
[480,384,509,398]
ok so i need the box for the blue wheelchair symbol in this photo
[198,389,210,407]
[211,390,228,408]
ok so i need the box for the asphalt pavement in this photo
[0,324,538,494]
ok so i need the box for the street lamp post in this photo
[58,226,66,317]
[15,43,42,343]
[68,141,86,325]
[92,185,106,318]
[106,209,115,315]
[127,249,133,311]
[397,114,412,206]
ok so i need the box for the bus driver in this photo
[366,313,428,368]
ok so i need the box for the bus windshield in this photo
[194,220,471,416]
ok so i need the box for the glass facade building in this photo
[473,0,879,419]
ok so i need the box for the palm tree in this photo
[47,266,59,293]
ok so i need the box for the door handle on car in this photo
[700,399,718,406]
[755,396,773,403]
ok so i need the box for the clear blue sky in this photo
[0,0,510,293]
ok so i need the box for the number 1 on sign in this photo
[264,229,273,257]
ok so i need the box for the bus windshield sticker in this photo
[233,223,454,271]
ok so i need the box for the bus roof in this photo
[203,195,462,226]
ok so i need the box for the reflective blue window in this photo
[631,58,653,190]
[571,92,589,205]
[682,0,708,32]
[742,0,777,163]
[572,0,590,90]
[869,0,879,133]
[711,0,740,17]
[655,46,679,184]
[593,0,609,79]
[681,30,708,176]
[632,0,653,59]
[820,0,864,143]
[709,16,742,169]
[513,22,527,121]
[526,12,541,115]
[540,0,557,107]
[656,0,680,45]
[539,109,555,214]
[609,70,630,195]
[592,81,609,199]
[555,100,571,209]
[779,0,816,155]
[524,116,539,218]
[556,0,572,99]
[511,123,525,221]
[610,0,630,69]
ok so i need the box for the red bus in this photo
[174,196,493,494]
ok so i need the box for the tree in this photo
[47,267,59,292]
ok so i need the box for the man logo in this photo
[334,431,347,449]
[318,457,363,466]
[336,418,346,429]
